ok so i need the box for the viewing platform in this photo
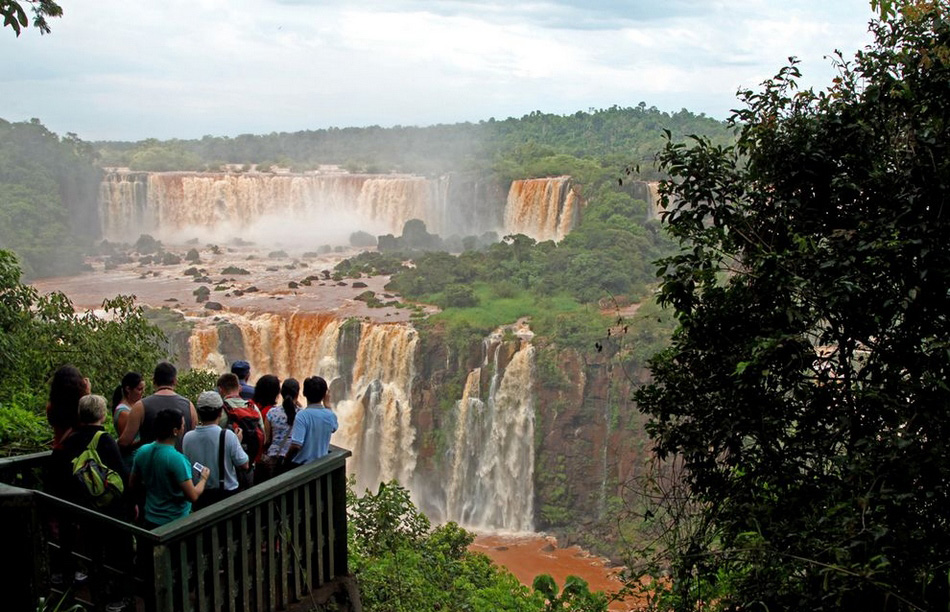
[0,446,354,612]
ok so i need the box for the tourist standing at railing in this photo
[231,360,255,400]
[118,362,197,453]
[46,364,90,452]
[53,394,130,515]
[251,374,280,419]
[54,394,135,611]
[285,376,337,466]
[110,371,144,470]
[130,408,211,529]
[182,391,249,511]
[217,373,265,489]
[259,377,301,481]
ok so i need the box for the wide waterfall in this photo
[187,312,535,532]
[99,172,446,245]
[99,171,588,245]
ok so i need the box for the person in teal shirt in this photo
[131,408,211,528]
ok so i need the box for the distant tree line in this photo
[95,105,733,179]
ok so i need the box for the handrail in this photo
[0,444,353,612]
[152,446,350,539]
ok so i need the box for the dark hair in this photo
[253,374,280,408]
[153,408,184,440]
[153,362,177,387]
[281,378,300,427]
[111,371,143,411]
[48,365,86,430]
[231,360,250,380]
[216,372,240,394]
[303,376,328,405]
[196,403,223,422]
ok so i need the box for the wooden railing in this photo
[0,446,351,612]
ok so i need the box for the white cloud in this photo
[0,0,875,140]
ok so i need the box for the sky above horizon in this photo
[0,1,876,142]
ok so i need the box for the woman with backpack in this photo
[53,394,129,517]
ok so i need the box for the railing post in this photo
[153,543,175,612]
[0,484,46,611]
[332,463,348,576]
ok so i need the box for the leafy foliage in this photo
[0,119,101,278]
[1,0,61,36]
[348,479,611,612]
[0,250,165,455]
[635,4,950,610]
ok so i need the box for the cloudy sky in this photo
[0,0,876,142]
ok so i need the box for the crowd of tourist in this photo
[46,360,339,529]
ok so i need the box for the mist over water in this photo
[97,170,607,246]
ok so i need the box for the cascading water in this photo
[100,171,592,246]
[646,180,662,220]
[99,172,446,244]
[186,312,536,532]
[442,336,536,532]
[334,324,419,493]
[189,312,344,381]
[504,176,583,242]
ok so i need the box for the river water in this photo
[472,534,640,611]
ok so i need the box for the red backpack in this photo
[223,397,266,465]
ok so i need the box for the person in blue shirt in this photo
[231,360,255,400]
[285,376,338,465]
[131,408,211,528]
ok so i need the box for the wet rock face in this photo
[406,331,646,558]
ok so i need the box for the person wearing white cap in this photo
[182,391,249,510]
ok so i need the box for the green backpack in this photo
[71,430,124,509]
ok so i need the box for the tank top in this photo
[140,392,193,451]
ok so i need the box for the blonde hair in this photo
[78,394,107,424]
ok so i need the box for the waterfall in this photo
[503,176,583,242]
[188,312,343,381]
[188,325,226,373]
[185,312,536,533]
[334,324,419,492]
[443,337,536,532]
[100,171,590,247]
[645,180,663,220]
[99,172,447,245]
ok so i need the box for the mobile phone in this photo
[192,461,205,473]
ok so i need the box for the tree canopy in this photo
[635,2,950,610]
[1,0,61,36]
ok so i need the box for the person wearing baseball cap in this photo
[231,360,254,400]
[182,390,249,510]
